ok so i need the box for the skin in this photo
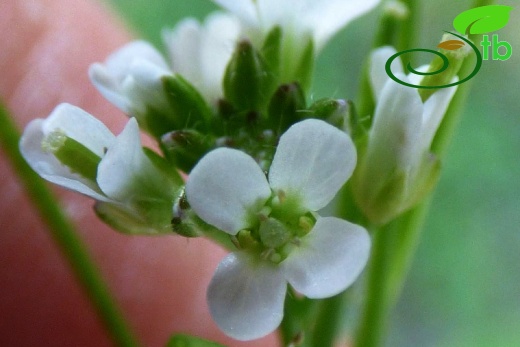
[0,1,279,346]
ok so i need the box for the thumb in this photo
[0,1,278,346]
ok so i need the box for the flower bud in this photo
[161,74,212,133]
[418,33,472,101]
[161,129,213,172]
[223,40,274,111]
[309,98,351,132]
[267,83,306,132]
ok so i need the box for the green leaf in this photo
[453,5,513,35]
[165,334,227,347]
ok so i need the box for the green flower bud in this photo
[95,201,174,235]
[261,26,282,79]
[308,98,353,133]
[418,33,472,101]
[223,40,274,111]
[161,129,214,173]
[267,83,306,132]
[161,74,213,132]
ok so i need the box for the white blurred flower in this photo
[212,0,380,87]
[353,46,458,224]
[89,12,240,115]
[186,119,370,340]
[89,41,171,117]
[213,0,381,50]
[162,12,241,102]
[20,103,174,215]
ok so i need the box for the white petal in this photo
[124,59,171,113]
[370,46,403,101]
[164,13,240,102]
[406,64,429,86]
[253,0,380,49]
[199,13,241,101]
[20,118,108,201]
[282,217,370,298]
[419,79,458,153]
[304,0,381,49]
[99,40,169,77]
[186,148,271,234]
[89,63,132,112]
[89,41,170,113]
[369,76,423,170]
[163,18,203,86]
[269,119,356,211]
[42,104,115,157]
[211,0,258,25]
[97,118,167,201]
[207,252,286,341]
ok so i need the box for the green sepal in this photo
[261,26,282,80]
[292,37,315,92]
[267,83,306,133]
[355,154,441,226]
[418,34,470,101]
[94,201,173,235]
[161,130,214,173]
[44,131,101,182]
[407,153,442,208]
[140,106,178,140]
[308,98,351,132]
[162,74,212,131]
[166,334,226,347]
[143,147,183,186]
[223,40,274,112]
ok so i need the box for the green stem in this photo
[353,1,494,345]
[356,0,418,127]
[0,101,140,347]
[310,293,347,347]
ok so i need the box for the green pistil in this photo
[43,130,102,182]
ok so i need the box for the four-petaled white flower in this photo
[20,103,175,233]
[186,119,371,340]
[89,12,240,116]
[353,46,458,224]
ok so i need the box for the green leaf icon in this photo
[453,5,513,35]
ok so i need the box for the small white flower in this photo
[353,46,458,224]
[186,119,370,340]
[212,0,381,51]
[89,12,240,114]
[20,103,173,207]
[89,41,172,117]
[212,0,380,87]
[162,12,241,102]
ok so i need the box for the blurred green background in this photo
[102,0,520,346]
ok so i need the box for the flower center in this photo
[235,189,316,264]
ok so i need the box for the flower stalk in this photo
[0,101,140,347]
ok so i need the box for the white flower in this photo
[212,0,381,51]
[162,12,241,102]
[89,12,240,114]
[186,119,371,340]
[353,46,458,224]
[20,103,175,228]
[212,0,380,87]
[89,41,171,117]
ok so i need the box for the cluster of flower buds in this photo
[20,0,472,341]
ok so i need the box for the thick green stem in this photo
[0,102,140,347]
